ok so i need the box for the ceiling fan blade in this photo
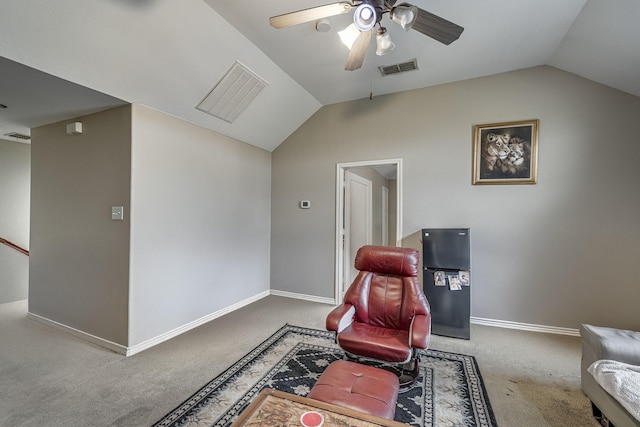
[270,2,354,29]
[411,7,464,45]
[344,29,372,71]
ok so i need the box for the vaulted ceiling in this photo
[1,0,638,151]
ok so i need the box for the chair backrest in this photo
[344,245,430,331]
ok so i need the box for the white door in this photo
[344,171,372,293]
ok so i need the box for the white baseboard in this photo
[28,290,271,357]
[471,316,580,337]
[127,290,271,356]
[269,289,336,306]
[28,293,579,358]
[27,312,129,354]
[268,295,579,338]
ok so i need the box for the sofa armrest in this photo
[409,314,431,349]
[581,324,640,367]
[326,304,355,333]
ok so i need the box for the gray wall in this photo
[271,66,640,331]
[128,105,271,346]
[30,106,132,345]
[28,103,272,349]
[0,139,30,303]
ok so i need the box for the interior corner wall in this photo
[271,65,640,331]
[0,139,30,303]
[29,105,132,345]
[128,104,271,347]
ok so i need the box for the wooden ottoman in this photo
[307,360,400,420]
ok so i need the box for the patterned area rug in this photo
[154,324,497,427]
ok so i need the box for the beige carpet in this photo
[0,296,598,426]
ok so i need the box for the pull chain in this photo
[369,76,374,100]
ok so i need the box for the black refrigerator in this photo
[422,228,471,339]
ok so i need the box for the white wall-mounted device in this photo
[299,200,311,209]
[111,206,124,221]
[66,122,83,135]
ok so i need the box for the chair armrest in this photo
[409,314,431,349]
[326,304,355,333]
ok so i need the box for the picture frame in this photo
[473,119,539,185]
[447,274,462,291]
[434,271,447,287]
[458,271,470,287]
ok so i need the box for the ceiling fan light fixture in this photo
[390,3,418,31]
[338,23,360,49]
[353,3,377,31]
[375,27,395,56]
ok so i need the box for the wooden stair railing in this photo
[0,237,29,256]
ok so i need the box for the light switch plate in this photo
[111,206,124,221]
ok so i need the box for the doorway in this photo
[335,158,403,304]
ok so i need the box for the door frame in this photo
[335,158,403,304]
[381,186,389,246]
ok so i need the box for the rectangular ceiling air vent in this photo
[4,132,31,140]
[378,59,419,77]
[196,61,268,124]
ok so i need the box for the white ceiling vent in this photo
[378,59,419,77]
[196,61,268,124]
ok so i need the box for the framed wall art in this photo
[472,119,539,185]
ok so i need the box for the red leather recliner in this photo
[326,245,431,387]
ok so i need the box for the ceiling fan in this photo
[269,0,464,71]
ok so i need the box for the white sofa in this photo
[580,324,640,427]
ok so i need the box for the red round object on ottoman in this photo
[307,360,400,420]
